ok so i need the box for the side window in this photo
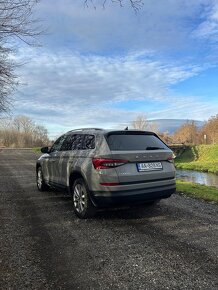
[60,134,84,151]
[83,134,95,149]
[72,134,84,150]
[60,135,76,151]
[50,135,66,153]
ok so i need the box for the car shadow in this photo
[38,189,166,221]
[93,202,163,220]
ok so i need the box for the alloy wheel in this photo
[73,183,86,213]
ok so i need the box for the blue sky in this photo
[12,0,218,138]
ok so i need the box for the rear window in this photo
[106,133,168,151]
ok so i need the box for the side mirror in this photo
[41,146,50,153]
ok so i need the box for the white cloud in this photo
[35,0,212,53]
[12,47,217,137]
[192,1,218,40]
[8,0,218,137]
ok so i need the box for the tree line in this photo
[132,114,218,145]
[1,113,217,148]
[0,115,49,147]
[172,115,218,145]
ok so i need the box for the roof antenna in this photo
[125,126,128,130]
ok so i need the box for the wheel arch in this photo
[69,171,89,190]
[36,162,41,172]
[68,171,96,205]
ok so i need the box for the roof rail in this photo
[68,128,103,133]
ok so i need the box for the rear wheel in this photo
[72,178,96,219]
[36,167,49,191]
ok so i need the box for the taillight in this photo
[167,154,175,163]
[92,158,128,169]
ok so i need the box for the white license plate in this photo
[137,162,162,172]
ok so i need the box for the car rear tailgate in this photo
[111,150,175,184]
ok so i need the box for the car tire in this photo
[36,166,49,191]
[72,178,96,219]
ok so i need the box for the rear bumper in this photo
[90,184,176,207]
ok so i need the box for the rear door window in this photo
[60,134,95,151]
[106,133,168,151]
[60,134,84,151]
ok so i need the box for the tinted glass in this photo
[60,135,76,151]
[60,134,84,151]
[60,134,95,151]
[50,135,66,152]
[84,134,95,149]
[72,134,84,150]
[107,134,168,151]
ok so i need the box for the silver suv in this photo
[36,128,176,218]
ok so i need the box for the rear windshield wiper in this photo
[146,147,165,150]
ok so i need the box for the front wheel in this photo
[72,178,96,219]
[36,167,49,191]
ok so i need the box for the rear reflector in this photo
[92,158,128,169]
[100,182,120,186]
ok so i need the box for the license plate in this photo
[137,162,162,172]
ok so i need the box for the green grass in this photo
[175,145,218,174]
[32,147,41,153]
[176,180,218,203]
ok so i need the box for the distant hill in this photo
[148,119,205,134]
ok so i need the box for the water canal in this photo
[176,169,218,188]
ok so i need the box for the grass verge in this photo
[175,161,218,174]
[176,179,218,203]
[32,147,41,153]
[175,145,218,174]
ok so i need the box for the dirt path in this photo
[0,149,217,289]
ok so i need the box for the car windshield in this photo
[106,133,168,151]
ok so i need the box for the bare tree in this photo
[201,115,218,144]
[158,131,173,145]
[172,121,200,145]
[14,115,34,133]
[0,50,15,111]
[84,0,143,12]
[0,114,49,147]
[0,0,41,112]
[131,114,158,132]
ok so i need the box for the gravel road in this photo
[0,149,217,290]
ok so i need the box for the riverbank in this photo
[175,144,218,174]
[176,180,218,203]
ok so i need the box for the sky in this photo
[12,0,218,138]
